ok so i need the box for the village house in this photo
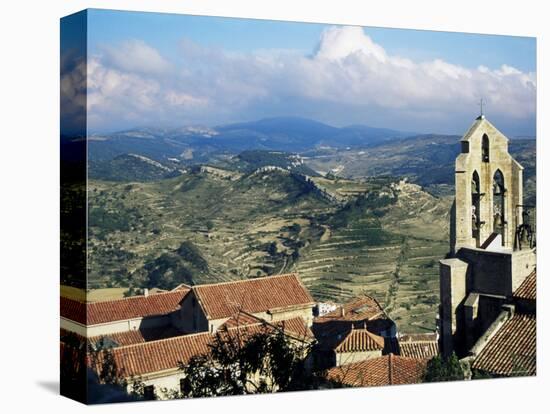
[92,314,315,399]
[397,333,439,360]
[60,273,317,399]
[438,115,536,376]
[60,285,191,340]
[174,273,315,334]
[312,294,396,369]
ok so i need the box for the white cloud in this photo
[103,39,171,75]
[316,26,388,63]
[84,26,536,134]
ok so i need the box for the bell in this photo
[494,213,502,228]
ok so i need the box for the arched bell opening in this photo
[471,171,481,244]
[482,134,490,162]
[492,169,506,245]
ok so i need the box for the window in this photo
[482,134,490,162]
[180,378,186,393]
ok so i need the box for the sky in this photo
[63,9,536,137]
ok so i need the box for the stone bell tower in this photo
[451,115,524,253]
[439,115,536,358]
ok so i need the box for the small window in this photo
[143,385,155,400]
[482,134,490,162]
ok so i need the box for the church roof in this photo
[192,273,314,320]
[472,313,536,376]
[325,354,427,387]
[513,270,536,301]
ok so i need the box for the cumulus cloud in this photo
[103,39,171,74]
[84,27,536,135]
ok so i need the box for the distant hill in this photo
[87,117,415,162]
[304,134,536,201]
[89,154,181,182]
[230,150,320,176]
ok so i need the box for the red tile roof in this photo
[60,297,87,325]
[326,354,426,387]
[398,341,439,360]
[472,313,536,376]
[335,328,385,353]
[88,326,183,347]
[93,317,314,378]
[193,273,314,320]
[513,270,536,301]
[61,288,190,326]
[219,311,270,329]
[316,295,386,322]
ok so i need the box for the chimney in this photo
[143,288,149,297]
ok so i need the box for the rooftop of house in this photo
[92,316,314,378]
[88,326,183,349]
[315,294,386,323]
[398,338,439,360]
[472,313,536,376]
[60,287,190,326]
[218,310,270,329]
[192,273,314,320]
[513,270,536,301]
[325,354,427,387]
[334,327,385,353]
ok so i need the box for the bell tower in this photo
[451,115,524,253]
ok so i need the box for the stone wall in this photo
[439,258,468,356]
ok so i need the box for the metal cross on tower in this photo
[479,98,485,117]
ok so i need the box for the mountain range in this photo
[87,117,415,161]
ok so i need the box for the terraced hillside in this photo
[293,180,451,332]
[87,167,450,333]
[88,167,336,289]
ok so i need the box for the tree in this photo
[423,353,465,382]
[178,323,316,398]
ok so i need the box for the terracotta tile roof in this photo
[219,312,314,341]
[335,328,385,353]
[60,297,87,325]
[275,317,316,342]
[326,354,427,387]
[316,295,386,322]
[472,313,536,376]
[513,270,536,301]
[61,289,190,326]
[94,317,313,378]
[398,341,439,360]
[193,273,314,320]
[219,311,263,329]
[88,326,183,348]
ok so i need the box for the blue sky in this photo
[70,9,537,136]
[88,9,536,73]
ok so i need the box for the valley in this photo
[78,117,535,335]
